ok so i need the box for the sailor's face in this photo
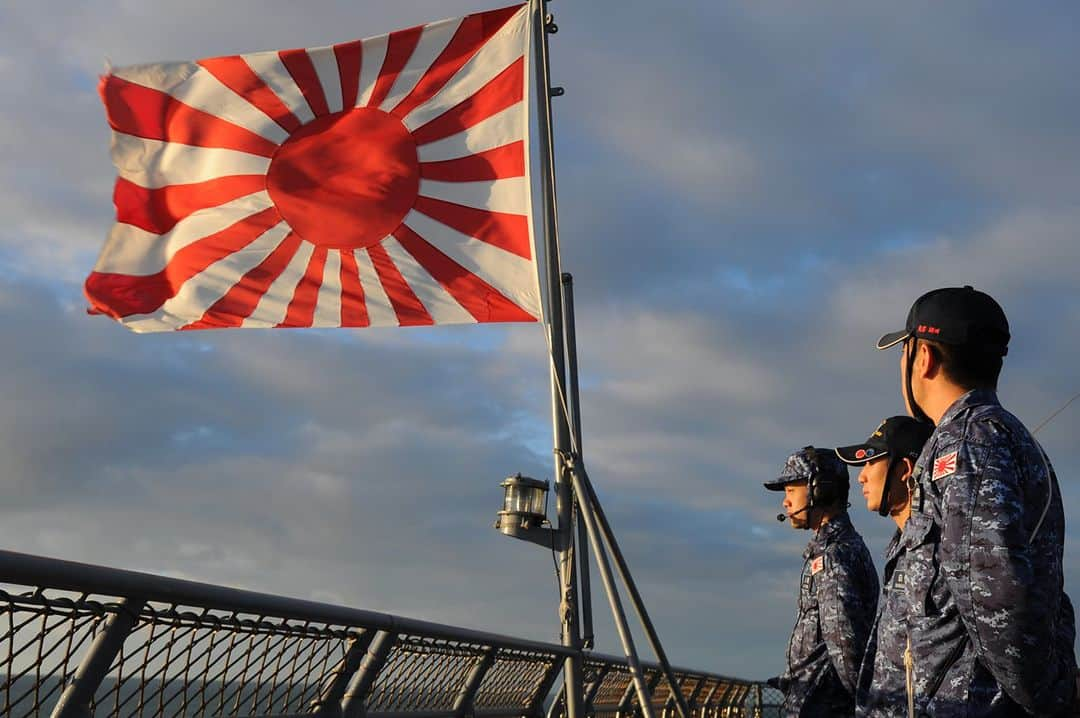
[858,457,890,513]
[783,481,810,529]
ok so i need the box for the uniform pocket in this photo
[902,514,942,618]
[789,606,820,666]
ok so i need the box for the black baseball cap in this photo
[835,416,933,466]
[876,285,1009,356]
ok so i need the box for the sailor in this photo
[766,446,879,717]
[835,416,933,717]
[875,285,1078,716]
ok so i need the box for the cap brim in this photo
[835,444,890,466]
[763,477,797,491]
[876,330,909,350]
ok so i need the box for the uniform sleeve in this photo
[816,544,877,697]
[936,432,1050,711]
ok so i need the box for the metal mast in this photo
[529,1,584,717]
[529,5,689,718]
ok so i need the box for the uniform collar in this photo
[936,388,999,428]
[804,511,853,558]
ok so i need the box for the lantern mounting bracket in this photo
[493,517,566,550]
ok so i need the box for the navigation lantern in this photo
[494,474,560,547]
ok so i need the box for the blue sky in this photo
[1,1,1078,680]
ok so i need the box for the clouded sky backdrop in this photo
[1,1,1078,680]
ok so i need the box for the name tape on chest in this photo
[932,451,958,481]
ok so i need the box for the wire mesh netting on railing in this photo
[545,655,773,718]
[0,587,361,717]
[0,582,562,718]
[1,549,773,718]
[474,648,560,712]
[368,636,483,712]
[741,685,785,718]
[95,601,353,716]
[1,587,104,716]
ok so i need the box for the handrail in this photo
[0,549,574,657]
[0,549,779,718]
[582,653,748,693]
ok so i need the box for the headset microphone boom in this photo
[777,505,811,523]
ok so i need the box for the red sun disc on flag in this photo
[267,108,420,250]
[86,4,541,333]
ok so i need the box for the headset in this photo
[802,445,843,508]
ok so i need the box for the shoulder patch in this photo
[932,451,958,481]
[811,555,825,575]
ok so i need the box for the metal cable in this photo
[1032,390,1080,435]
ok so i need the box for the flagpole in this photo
[530,1,584,717]
[530,4,684,718]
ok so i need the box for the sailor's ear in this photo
[916,340,941,380]
[897,456,916,485]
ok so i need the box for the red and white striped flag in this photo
[86,4,542,332]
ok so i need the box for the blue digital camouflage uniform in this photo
[856,530,913,718]
[889,389,1078,716]
[780,511,879,717]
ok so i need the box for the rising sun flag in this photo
[80,4,696,711]
[85,4,541,333]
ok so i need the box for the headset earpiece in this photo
[802,445,839,508]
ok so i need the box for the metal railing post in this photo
[720,684,745,718]
[674,674,693,718]
[533,658,566,718]
[616,677,637,718]
[709,683,734,718]
[546,683,568,718]
[452,649,496,718]
[311,630,376,717]
[51,597,145,718]
[341,631,397,718]
[645,671,664,718]
[582,664,609,716]
[694,681,719,718]
[713,684,730,718]
[616,669,661,718]
[685,677,705,715]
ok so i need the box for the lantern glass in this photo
[501,476,548,518]
[503,484,522,513]
[529,487,547,515]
